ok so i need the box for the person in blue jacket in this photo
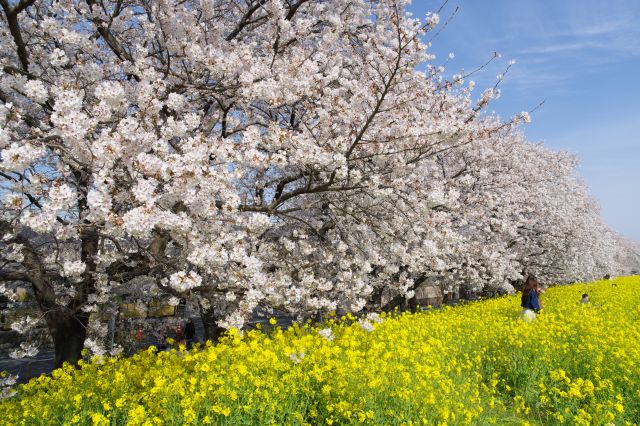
[520,275,542,322]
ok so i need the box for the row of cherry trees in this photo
[1,0,637,367]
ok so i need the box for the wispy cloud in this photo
[497,7,640,92]
[548,18,632,38]
[518,41,607,55]
[511,7,640,59]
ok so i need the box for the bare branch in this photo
[85,0,135,63]
[226,0,267,42]
[0,0,36,72]
[0,270,32,283]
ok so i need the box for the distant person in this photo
[174,323,185,348]
[521,275,542,322]
[580,293,590,304]
[185,318,197,349]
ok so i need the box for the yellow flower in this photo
[1,277,638,426]
[90,412,109,426]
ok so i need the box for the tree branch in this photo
[226,0,267,42]
[0,0,36,72]
[85,0,135,63]
[285,0,309,21]
[0,220,56,305]
[0,270,32,283]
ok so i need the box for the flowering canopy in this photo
[0,0,636,360]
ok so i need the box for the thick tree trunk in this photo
[199,307,227,342]
[382,293,409,312]
[407,297,419,313]
[46,311,90,369]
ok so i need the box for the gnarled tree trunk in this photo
[199,305,227,342]
[2,219,96,370]
[46,311,90,369]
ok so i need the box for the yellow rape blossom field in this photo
[2,276,639,425]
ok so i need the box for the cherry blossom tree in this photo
[422,128,622,291]
[613,237,640,275]
[0,0,633,368]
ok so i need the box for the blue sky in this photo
[409,0,640,242]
